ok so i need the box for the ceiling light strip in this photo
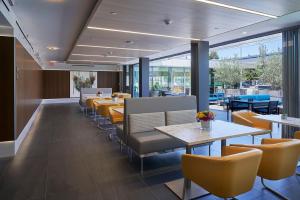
[68,59,120,63]
[87,26,200,41]
[195,0,277,18]
[76,44,160,52]
[71,53,135,59]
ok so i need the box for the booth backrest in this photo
[124,96,197,135]
[166,110,197,125]
[80,88,112,103]
[129,112,165,134]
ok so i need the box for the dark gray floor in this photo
[0,103,299,200]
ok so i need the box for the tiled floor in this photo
[0,103,299,200]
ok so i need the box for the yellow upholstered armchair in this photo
[294,131,300,139]
[232,111,272,143]
[108,106,124,124]
[182,146,262,199]
[232,139,300,199]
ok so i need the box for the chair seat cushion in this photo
[128,131,185,155]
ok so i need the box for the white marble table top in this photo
[255,115,300,128]
[94,99,124,104]
[113,108,124,114]
[155,120,269,146]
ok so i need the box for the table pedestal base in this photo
[165,178,210,200]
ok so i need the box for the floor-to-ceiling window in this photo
[209,33,283,102]
[133,64,139,97]
[149,54,191,96]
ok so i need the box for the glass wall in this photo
[133,64,139,97]
[149,54,191,96]
[209,33,283,101]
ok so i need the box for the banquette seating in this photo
[117,96,211,175]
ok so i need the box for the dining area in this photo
[79,92,300,200]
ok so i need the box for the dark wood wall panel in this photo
[0,37,15,142]
[15,40,43,138]
[97,72,120,92]
[43,71,70,99]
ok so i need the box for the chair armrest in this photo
[261,138,293,144]
[232,115,253,127]
[250,117,272,130]
[221,146,258,156]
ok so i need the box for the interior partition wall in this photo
[282,28,300,138]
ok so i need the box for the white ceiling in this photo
[7,0,300,69]
[0,11,13,36]
[11,0,98,62]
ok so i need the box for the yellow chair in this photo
[232,111,272,143]
[294,131,300,176]
[86,97,101,115]
[294,131,300,139]
[182,146,262,199]
[232,139,300,199]
[108,106,124,124]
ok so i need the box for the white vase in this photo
[201,121,211,130]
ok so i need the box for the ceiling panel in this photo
[70,0,300,65]
[216,0,300,16]
[90,0,268,39]
[12,0,300,68]
[12,0,98,62]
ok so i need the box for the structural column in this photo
[122,65,127,92]
[129,64,134,97]
[282,28,300,138]
[139,57,150,97]
[191,41,209,111]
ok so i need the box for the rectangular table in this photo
[255,114,300,128]
[155,120,269,200]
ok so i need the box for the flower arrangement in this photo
[196,111,215,122]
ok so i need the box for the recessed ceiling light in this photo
[242,31,248,35]
[125,40,134,44]
[76,44,160,52]
[87,26,200,41]
[194,0,277,18]
[68,59,120,63]
[47,46,59,51]
[110,11,118,15]
[71,53,135,59]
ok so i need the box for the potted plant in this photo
[151,82,161,97]
[196,111,215,130]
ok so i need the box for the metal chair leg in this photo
[140,157,144,176]
[260,177,289,200]
[252,136,255,144]
[269,132,273,138]
[209,144,211,156]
